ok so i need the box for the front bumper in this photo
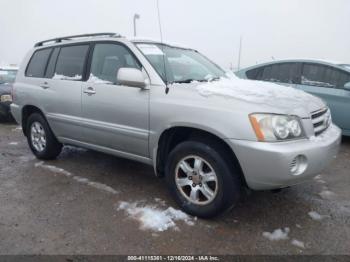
[227,124,341,190]
[10,103,21,124]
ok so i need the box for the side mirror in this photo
[344,82,350,91]
[117,68,146,88]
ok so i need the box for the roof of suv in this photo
[33,33,193,51]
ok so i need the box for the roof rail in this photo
[34,32,121,47]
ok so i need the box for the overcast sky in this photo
[0,0,349,70]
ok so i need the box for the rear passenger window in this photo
[26,48,52,78]
[53,45,89,80]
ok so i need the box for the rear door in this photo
[80,42,150,157]
[43,44,90,141]
[296,63,350,131]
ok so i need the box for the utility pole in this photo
[237,35,243,71]
[133,14,140,37]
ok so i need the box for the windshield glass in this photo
[136,43,225,83]
[0,69,17,84]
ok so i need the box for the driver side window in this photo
[89,43,141,84]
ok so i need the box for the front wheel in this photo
[165,141,241,218]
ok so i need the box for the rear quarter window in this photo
[25,48,52,78]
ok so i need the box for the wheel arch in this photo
[21,105,45,136]
[154,126,246,186]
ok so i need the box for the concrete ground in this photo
[0,122,349,255]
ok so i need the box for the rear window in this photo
[26,48,52,78]
[53,45,89,80]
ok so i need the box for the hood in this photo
[0,83,12,94]
[190,78,325,117]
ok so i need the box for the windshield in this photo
[136,43,225,84]
[0,69,17,84]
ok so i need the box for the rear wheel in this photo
[165,141,241,218]
[26,113,62,160]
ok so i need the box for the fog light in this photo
[290,155,307,176]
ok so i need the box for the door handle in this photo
[40,82,50,89]
[83,87,96,95]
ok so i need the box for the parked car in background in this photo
[236,59,350,136]
[11,33,341,217]
[0,65,18,121]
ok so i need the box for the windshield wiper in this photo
[173,79,208,84]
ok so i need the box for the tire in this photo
[26,113,62,160]
[165,140,241,218]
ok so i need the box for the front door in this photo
[81,42,150,157]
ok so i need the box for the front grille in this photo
[311,108,331,136]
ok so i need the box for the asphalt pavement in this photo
[0,123,349,255]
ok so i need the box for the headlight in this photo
[249,113,305,142]
[0,94,12,102]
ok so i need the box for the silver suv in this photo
[11,33,341,217]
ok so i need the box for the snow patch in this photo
[35,162,118,194]
[308,211,323,221]
[314,175,322,180]
[35,161,72,177]
[53,74,82,81]
[12,127,22,131]
[319,190,336,200]
[85,181,118,194]
[117,201,194,232]
[263,228,290,241]
[291,239,305,249]
[196,78,322,110]
[87,74,113,84]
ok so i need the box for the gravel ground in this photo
[0,123,349,255]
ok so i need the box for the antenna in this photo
[237,35,243,71]
[156,0,170,94]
